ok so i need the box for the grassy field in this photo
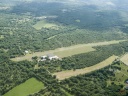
[107,63,128,86]
[33,20,58,30]
[4,78,44,96]
[120,53,128,66]
[53,55,118,80]
[11,40,126,61]
[0,35,4,39]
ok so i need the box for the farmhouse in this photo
[47,54,59,60]
[40,54,59,61]
[25,50,29,54]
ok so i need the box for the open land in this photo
[120,53,128,66]
[107,63,128,86]
[53,55,118,80]
[4,78,44,96]
[33,20,58,30]
[11,40,126,61]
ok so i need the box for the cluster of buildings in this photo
[40,54,59,61]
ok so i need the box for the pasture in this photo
[33,20,58,30]
[53,55,118,80]
[11,40,126,61]
[4,78,44,96]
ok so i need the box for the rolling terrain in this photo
[0,0,128,96]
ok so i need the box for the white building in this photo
[40,54,59,61]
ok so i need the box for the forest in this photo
[0,0,128,96]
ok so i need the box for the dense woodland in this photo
[0,1,128,96]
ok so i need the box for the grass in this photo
[33,20,58,30]
[4,78,44,96]
[61,88,73,96]
[54,46,95,58]
[11,40,126,61]
[120,53,128,66]
[53,55,118,80]
[107,63,128,86]
[0,35,4,39]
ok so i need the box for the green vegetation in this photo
[4,78,44,96]
[53,55,117,80]
[33,20,58,30]
[60,62,128,96]
[0,1,128,96]
[107,63,128,86]
[12,40,125,61]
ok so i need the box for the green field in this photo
[107,63,128,86]
[11,40,126,61]
[0,35,4,39]
[33,20,58,30]
[4,78,44,96]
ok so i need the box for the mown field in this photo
[53,55,118,80]
[33,20,58,30]
[4,78,44,96]
[11,40,125,61]
[120,53,128,66]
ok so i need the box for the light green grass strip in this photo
[4,78,44,96]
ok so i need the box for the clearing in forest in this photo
[120,53,128,66]
[33,20,58,30]
[53,55,118,80]
[11,40,126,61]
[4,78,44,96]
[107,63,128,86]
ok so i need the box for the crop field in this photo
[33,20,58,30]
[53,55,118,80]
[120,53,128,66]
[11,40,126,61]
[4,78,44,96]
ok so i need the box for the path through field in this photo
[53,55,118,80]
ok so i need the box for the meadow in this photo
[4,78,44,96]
[33,20,58,30]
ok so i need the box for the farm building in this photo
[25,50,29,54]
[40,54,59,61]
[47,54,59,60]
